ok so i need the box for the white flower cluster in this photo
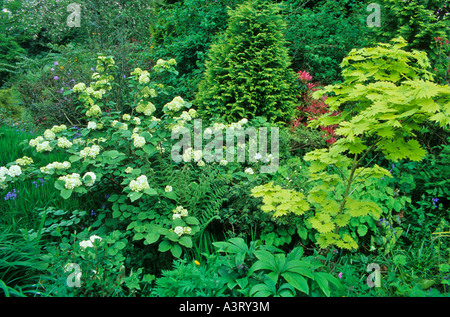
[244,167,254,175]
[139,71,150,84]
[0,165,21,189]
[36,141,53,153]
[136,100,156,116]
[170,109,198,134]
[40,161,71,174]
[172,205,188,220]
[153,58,177,71]
[58,173,82,189]
[79,145,101,159]
[51,124,68,133]
[86,104,101,117]
[83,172,97,187]
[212,118,248,133]
[87,121,98,129]
[57,137,73,149]
[140,87,157,98]
[130,175,150,192]
[44,129,56,140]
[15,156,33,166]
[73,82,86,92]
[132,134,146,148]
[182,147,203,162]
[133,117,141,125]
[125,167,133,174]
[79,235,102,250]
[164,96,185,112]
[174,226,192,237]
[0,167,7,189]
[1,165,21,178]
[29,136,43,147]
[164,185,172,192]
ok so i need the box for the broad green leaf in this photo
[313,272,331,297]
[170,244,182,258]
[144,231,160,245]
[61,189,73,200]
[357,225,368,237]
[128,191,143,202]
[282,272,309,295]
[178,236,193,248]
[143,188,157,196]
[158,240,171,252]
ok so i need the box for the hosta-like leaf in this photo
[282,272,309,295]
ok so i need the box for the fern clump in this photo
[195,0,298,124]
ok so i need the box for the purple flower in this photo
[4,189,18,200]
[90,68,95,71]
[51,68,54,71]
[338,272,343,279]
[54,61,59,66]
[432,198,439,208]
[54,76,59,80]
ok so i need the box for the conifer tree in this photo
[195,0,298,124]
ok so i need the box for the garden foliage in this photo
[1,0,450,298]
[252,37,450,251]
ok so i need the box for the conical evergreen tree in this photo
[195,0,298,124]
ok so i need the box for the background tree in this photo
[196,0,298,124]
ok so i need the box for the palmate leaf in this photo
[380,137,427,162]
[403,79,441,99]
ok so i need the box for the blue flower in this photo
[432,198,439,208]
[4,189,18,200]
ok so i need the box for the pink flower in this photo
[307,83,315,89]
[298,70,313,82]
[338,272,343,279]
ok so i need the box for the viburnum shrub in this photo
[0,55,227,259]
[253,37,450,251]
[292,70,340,144]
